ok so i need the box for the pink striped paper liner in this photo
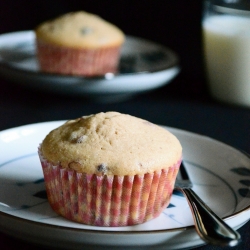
[38,147,181,227]
[36,39,121,76]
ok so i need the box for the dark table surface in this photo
[0,72,250,250]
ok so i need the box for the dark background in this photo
[0,0,207,100]
[1,2,250,250]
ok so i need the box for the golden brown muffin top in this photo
[41,112,182,175]
[35,11,125,49]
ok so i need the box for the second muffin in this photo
[38,112,182,226]
[35,11,125,76]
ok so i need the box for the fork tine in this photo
[175,161,193,189]
[179,161,190,181]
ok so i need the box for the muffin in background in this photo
[35,11,125,76]
[38,112,182,227]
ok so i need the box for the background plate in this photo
[0,31,180,102]
[0,121,250,249]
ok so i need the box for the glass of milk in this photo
[203,0,250,108]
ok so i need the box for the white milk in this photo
[203,15,250,107]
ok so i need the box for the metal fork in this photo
[175,162,241,247]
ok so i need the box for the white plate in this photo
[0,121,250,250]
[0,31,179,102]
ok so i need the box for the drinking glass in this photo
[203,0,250,107]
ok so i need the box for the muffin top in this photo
[40,112,182,175]
[35,11,125,49]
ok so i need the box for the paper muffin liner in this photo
[38,147,181,227]
[36,39,121,76]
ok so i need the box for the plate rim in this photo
[0,30,179,79]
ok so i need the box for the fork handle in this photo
[178,188,241,247]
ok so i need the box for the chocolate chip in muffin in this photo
[76,135,87,143]
[69,132,87,143]
[80,27,93,35]
[97,163,108,174]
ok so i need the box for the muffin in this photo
[38,112,182,226]
[35,11,125,76]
